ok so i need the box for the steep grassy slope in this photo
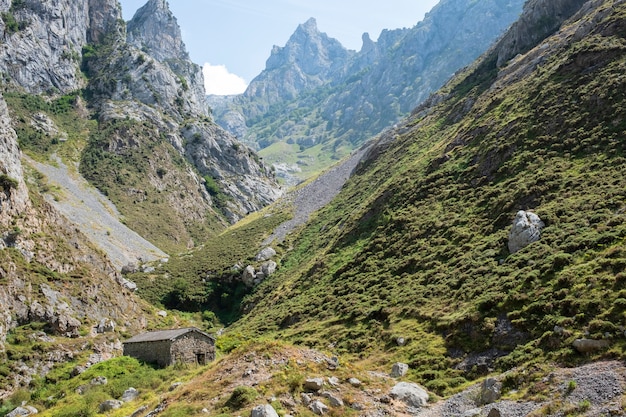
[227,0,626,395]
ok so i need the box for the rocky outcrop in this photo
[126,0,206,118]
[389,382,429,409]
[0,94,29,223]
[508,211,544,253]
[0,0,121,94]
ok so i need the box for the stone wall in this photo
[170,333,215,365]
[123,340,172,367]
[123,332,215,367]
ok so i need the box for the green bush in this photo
[224,386,259,410]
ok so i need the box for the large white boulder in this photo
[508,210,544,253]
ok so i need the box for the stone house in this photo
[123,327,215,367]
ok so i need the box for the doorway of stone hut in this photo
[196,353,206,365]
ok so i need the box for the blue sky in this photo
[120,0,440,94]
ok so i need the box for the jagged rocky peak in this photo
[127,0,188,62]
[265,17,351,75]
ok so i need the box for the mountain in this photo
[224,0,625,400]
[209,0,526,183]
[4,0,626,415]
[0,0,280,399]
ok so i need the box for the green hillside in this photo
[224,0,626,395]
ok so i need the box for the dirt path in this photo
[25,155,167,270]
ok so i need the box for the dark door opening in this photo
[196,353,206,365]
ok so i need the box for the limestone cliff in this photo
[0,0,121,94]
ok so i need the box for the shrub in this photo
[224,386,258,410]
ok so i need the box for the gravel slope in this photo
[25,155,167,269]
[263,146,369,245]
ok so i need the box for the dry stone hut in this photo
[123,327,215,367]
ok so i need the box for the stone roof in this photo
[123,327,214,344]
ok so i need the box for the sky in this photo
[119,0,441,95]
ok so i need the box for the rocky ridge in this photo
[209,0,526,182]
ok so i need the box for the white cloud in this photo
[202,63,248,95]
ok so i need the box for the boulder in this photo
[322,391,344,407]
[488,408,502,417]
[96,318,116,334]
[6,406,38,417]
[99,400,123,412]
[479,378,501,405]
[261,261,278,276]
[255,247,277,261]
[121,387,139,402]
[348,377,362,387]
[391,362,409,378]
[508,210,544,253]
[390,382,429,408]
[304,377,324,391]
[572,338,610,353]
[242,265,257,287]
[309,400,329,415]
[251,404,279,417]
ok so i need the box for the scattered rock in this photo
[391,362,409,378]
[479,378,501,405]
[157,310,167,317]
[348,377,362,387]
[242,265,257,287]
[326,356,339,369]
[96,318,116,334]
[169,382,182,391]
[304,377,324,391]
[251,404,279,417]
[390,382,429,408]
[309,400,329,415]
[379,395,392,404]
[6,406,38,417]
[508,210,544,253]
[130,405,149,417]
[255,247,277,261]
[121,387,139,402]
[91,376,108,386]
[301,393,312,406]
[396,337,407,346]
[463,408,481,417]
[121,278,138,291]
[572,338,610,353]
[99,399,123,412]
[121,263,138,274]
[322,391,344,407]
[488,408,502,417]
[328,376,340,387]
[261,261,277,276]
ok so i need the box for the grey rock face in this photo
[126,0,206,118]
[0,94,29,220]
[508,210,545,253]
[391,362,409,378]
[251,404,279,417]
[0,0,121,94]
[390,382,429,408]
[6,406,38,417]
